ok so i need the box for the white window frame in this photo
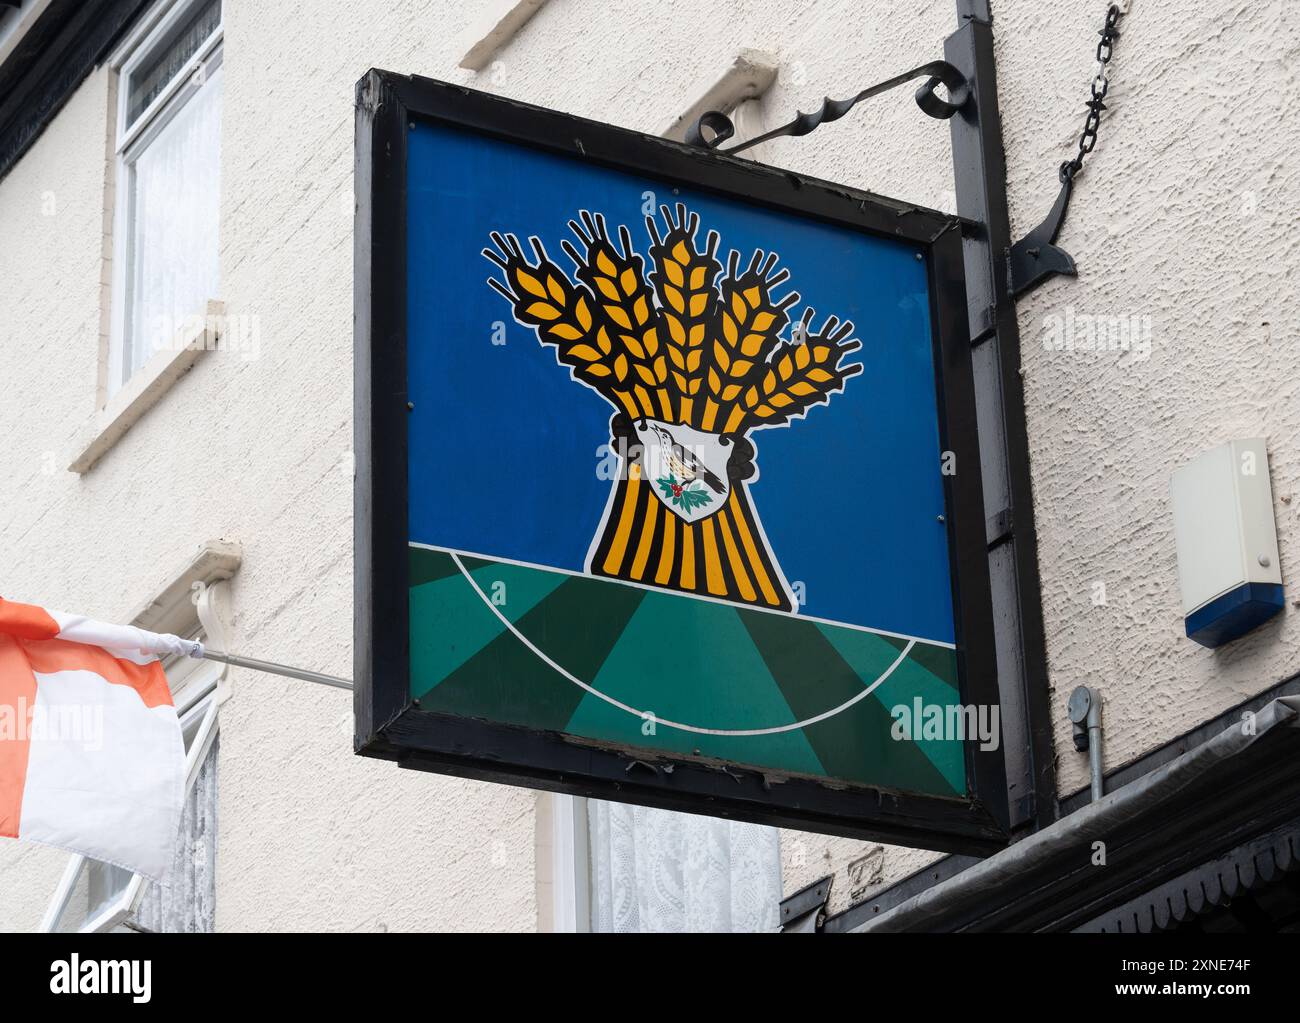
[546,794,590,933]
[105,0,224,396]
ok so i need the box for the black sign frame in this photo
[354,70,1007,854]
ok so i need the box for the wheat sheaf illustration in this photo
[484,205,862,613]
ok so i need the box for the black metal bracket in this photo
[1007,163,1079,299]
[944,0,1058,836]
[681,46,1079,302]
[686,60,970,155]
[1009,3,1124,298]
[779,875,833,933]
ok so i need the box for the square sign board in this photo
[355,72,1007,853]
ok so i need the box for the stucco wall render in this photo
[2,0,1298,929]
[0,69,115,930]
[994,0,1300,797]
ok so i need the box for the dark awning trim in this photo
[852,697,1300,932]
[1075,819,1300,932]
[0,0,150,183]
[824,671,1300,933]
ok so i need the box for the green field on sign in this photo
[408,545,966,797]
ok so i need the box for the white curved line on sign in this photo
[452,552,915,737]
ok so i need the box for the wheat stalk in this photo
[563,212,670,421]
[484,209,863,438]
[484,231,639,418]
[646,204,721,425]
[720,312,863,434]
[703,249,798,433]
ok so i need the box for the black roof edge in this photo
[823,668,1300,933]
[0,0,152,183]
[1075,817,1300,932]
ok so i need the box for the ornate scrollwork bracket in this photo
[685,60,971,155]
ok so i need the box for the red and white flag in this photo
[0,597,195,880]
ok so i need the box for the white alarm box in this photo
[1170,438,1284,647]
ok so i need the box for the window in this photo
[546,795,782,933]
[108,0,223,394]
[40,634,220,933]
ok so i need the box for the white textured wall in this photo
[0,68,121,932]
[996,0,1300,798]
[0,0,541,933]
[2,0,1298,929]
[777,0,1300,912]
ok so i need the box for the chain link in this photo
[1061,4,1122,182]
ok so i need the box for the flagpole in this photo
[199,649,353,691]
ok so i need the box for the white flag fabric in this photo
[0,596,195,880]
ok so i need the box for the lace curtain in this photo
[126,63,223,382]
[587,800,781,933]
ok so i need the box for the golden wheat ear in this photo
[703,249,799,434]
[482,230,528,301]
[723,312,863,433]
[645,204,722,427]
[482,231,638,409]
[562,211,671,420]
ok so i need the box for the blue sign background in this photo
[407,121,955,645]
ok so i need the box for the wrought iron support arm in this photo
[686,4,1122,307]
[1007,166,1077,299]
[685,60,970,155]
[1008,3,1123,298]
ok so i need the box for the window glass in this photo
[587,800,781,933]
[126,0,222,129]
[125,62,223,380]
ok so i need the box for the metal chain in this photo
[1060,4,1123,182]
